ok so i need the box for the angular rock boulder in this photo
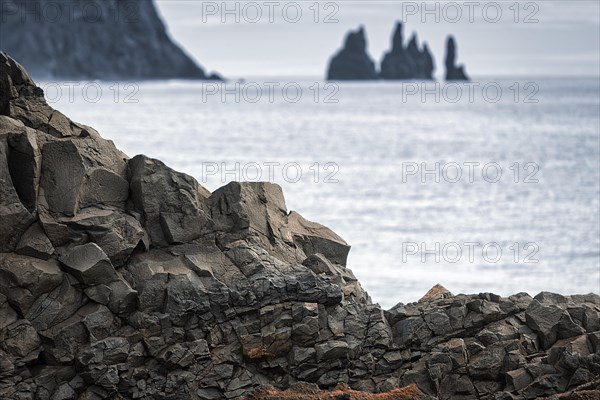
[0,254,64,315]
[288,211,350,267]
[130,154,212,246]
[39,137,128,216]
[58,243,119,286]
[15,222,55,260]
[58,208,148,266]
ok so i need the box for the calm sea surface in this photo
[44,77,600,308]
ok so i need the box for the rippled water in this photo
[44,77,600,308]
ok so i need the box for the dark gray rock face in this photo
[445,35,470,81]
[58,243,119,286]
[380,22,435,80]
[129,154,212,246]
[1,53,599,400]
[0,0,219,80]
[0,128,36,252]
[327,26,378,80]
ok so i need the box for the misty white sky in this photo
[155,0,600,78]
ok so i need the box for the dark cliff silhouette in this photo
[0,0,221,80]
[445,35,470,81]
[327,24,473,82]
[326,26,378,80]
[380,22,435,80]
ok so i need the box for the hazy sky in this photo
[155,1,600,78]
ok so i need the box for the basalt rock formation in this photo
[445,35,470,81]
[1,53,599,400]
[328,24,471,82]
[326,26,378,81]
[0,0,220,80]
[380,22,435,80]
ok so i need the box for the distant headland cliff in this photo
[0,0,221,80]
[327,22,470,81]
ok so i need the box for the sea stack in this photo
[1,53,599,400]
[380,22,435,80]
[0,0,220,80]
[445,35,470,81]
[327,26,378,80]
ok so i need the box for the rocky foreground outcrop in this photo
[0,0,220,80]
[1,53,599,400]
[380,23,434,80]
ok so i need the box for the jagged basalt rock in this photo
[0,0,221,80]
[327,24,472,82]
[327,26,378,80]
[0,53,598,400]
[58,243,119,286]
[445,35,470,81]
[129,154,212,246]
[380,22,435,80]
